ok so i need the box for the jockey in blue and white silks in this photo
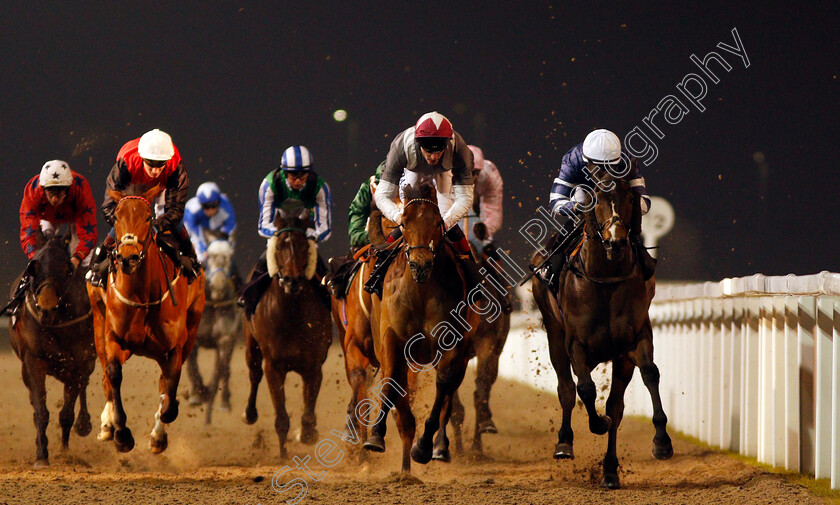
[184,182,237,263]
[256,145,332,242]
[549,142,651,218]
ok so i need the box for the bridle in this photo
[25,256,90,328]
[273,226,308,278]
[112,196,154,270]
[402,198,444,259]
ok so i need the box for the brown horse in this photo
[87,186,205,454]
[9,231,95,466]
[532,172,672,488]
[449,240,511,455]
[242,204,332,459]
[364,184,480,473]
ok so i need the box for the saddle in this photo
[327,245,372,299]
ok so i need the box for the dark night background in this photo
[1,1,837,287]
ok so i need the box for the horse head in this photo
[269,199,312,295]
[27,230,74,322]
[401,183,443,283]
[204,239,234,302]
[585,165,637,262]
[109,186,163,275]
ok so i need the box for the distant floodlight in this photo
[333,110,347,122]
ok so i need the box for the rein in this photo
[402,198,444,257]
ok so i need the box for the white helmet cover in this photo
[137,129,175,161]
[39,160,73,188]
[582,129,622,165]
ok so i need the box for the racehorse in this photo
[329,212,384,462]
[186,237,240,424]
[449,238,511,455]
[87,186,205,454]
[364,184,479,473]
[9,231,95,466]
[242,203,332,459]
[532,170,672,489]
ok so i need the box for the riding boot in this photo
[326,256,353,299]
[85,235,116,288]
[237,252,271,318]
[176,229,201,284]
[363,228,403,298]
[631,234,656,281]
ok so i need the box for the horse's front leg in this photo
[569,340,611,435]
[21,353,50,467]
[299,366,322,444]
[628,321,673,460]
[58,380,80,449]
[185,342,207,407]
[449,390,465,455]
[150,347,184,454]
[104,334,134,452]
[74,376,92,437]
[412,348,469,465]
[219,332,236,411]
[242,328,263,425]
[547,323,576,459]
[600,355,635,489]
[264,361,290,459]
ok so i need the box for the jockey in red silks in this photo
[7,160,98,312]
[87,129,200,287]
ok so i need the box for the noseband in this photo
[114,196,154,268]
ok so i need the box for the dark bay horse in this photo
[242,204,332,459]
[449,239,511,455]
[9,231,95,466]
[532,172,671,488]
[87,186,205,454]
[364,185,480,473]
[187,237,240,424]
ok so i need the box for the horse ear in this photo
[108,190,124,203]
[142,185,164,203]
[421,184,435,200]
[274,207,288,228]
[297,207,310,222]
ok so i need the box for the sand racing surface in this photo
[0,313,829,505]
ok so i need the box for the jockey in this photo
[237,145,332,317]
[543,128,655,290]
[7,160,98,312]
[87,128,200,287]
[324,160,384,298]
[465,145,511,313]
[364,111,483,298]
[183,182,237,263]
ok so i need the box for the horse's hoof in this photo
[242,408,258,425]
[219,402,231,412]
[159,400,179,424]
[431,448,451,462]
[299,427,319,445]
[553,442,574,460]
[362,434,385,453]
[75,415,92,437]
[33,459,50,469]
[601,473,621,489]
[97,427,114,441]
[652,437,674,460]
[590,415,611,435]
[150,433,169,454]
[114,428,135,453]
[410,441,433,464]
[188,394,203,407]
[477,419,497,435]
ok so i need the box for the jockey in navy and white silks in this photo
[549,139,650,218]
[183,182,237,263]
[257,146,332,242]
[542,128,656,287]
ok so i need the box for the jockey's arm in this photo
[478,162,504,239]
[549,145,587,216]
[310,182,332,242]
[629,170,651,215]
[348,178,374,247]
[441,137,475,230]
[70,176,97,262]
[19,179,42,259]
[102,161,132,226]
[257,176,277,238]
[220,196,237,237]
[443,184,475,230]
[157,163,189,232]
[183,201,206,258]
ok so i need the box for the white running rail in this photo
[624,271,840,487]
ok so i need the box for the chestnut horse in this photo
[532,172,671,488]
[9,231,95,466]
[242,204,332,459]
[364,184,479,473]
[87,186,205,454]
